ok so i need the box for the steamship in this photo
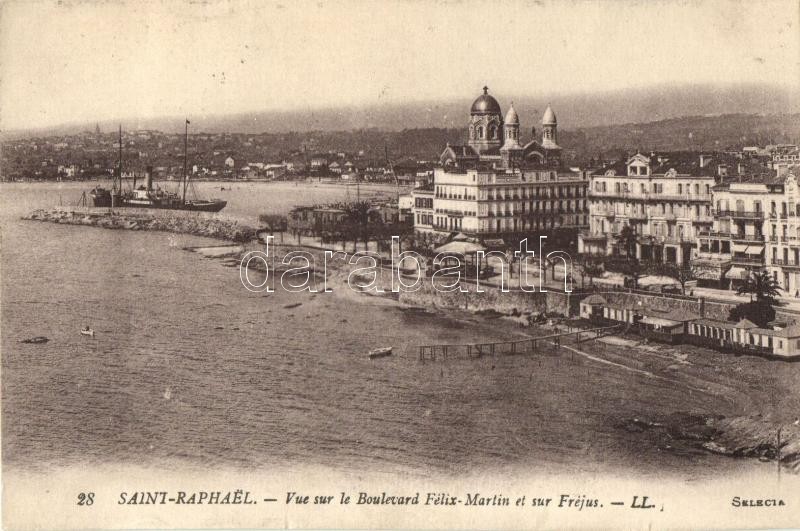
[89,122,227,213]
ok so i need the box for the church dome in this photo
[542,104,557,125]
[471,86,502,115]
[504,103,519,125]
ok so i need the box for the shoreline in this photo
[187,239,800,476]
[1,178,412,190]
[20,205,800,475]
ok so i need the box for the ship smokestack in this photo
[145,165,153,190]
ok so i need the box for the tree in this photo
[736,268,781,304]
[341,200,373,251]
[615,224,638,260]
[580,257,604,287]
[652,263,695,295]
[618,258,642,289]
[729,300,776,328]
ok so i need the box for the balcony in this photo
[579,232,608,242]
[731,233,765,243]
[772,259,800,270]
[663,236,693,245]
[731,255,764,266]
[698,230,731,238]
[716,210,764,220]
[691,215,714,224]
[588,190,712,202]
[436,208,465,217]
[697,231,764,242]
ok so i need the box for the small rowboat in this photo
[80,328,95,338]
[19,336,49,344]
[368,347,393,359]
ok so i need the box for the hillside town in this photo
[6,87,800,358]
[0,125,435,185]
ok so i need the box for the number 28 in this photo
[77,492,94,506]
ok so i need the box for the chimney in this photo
[145,165,153,190]
[699,154,710,168]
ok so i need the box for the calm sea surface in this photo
[1,181,752,479]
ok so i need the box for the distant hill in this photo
[296,113,800,163]
[560,113,800,163]
[4,83,799,139]
[4,115,798,168]
[239,113,800,163]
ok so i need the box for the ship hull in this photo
[89,190,112,208]
[121,199,227,212]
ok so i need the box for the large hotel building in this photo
[579,149,800,294]
[411,87,589,247]
[696,168,800,293]
[578,152,718,266]
[411,87,800,297]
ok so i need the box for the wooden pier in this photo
[417,324,622,362]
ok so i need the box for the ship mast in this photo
[117,125,122,193]
[113,124,122,209]
[182,119,189,204]
[385,143,399,202]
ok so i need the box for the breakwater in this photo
[22,208,257,242]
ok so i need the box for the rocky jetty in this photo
[23,208,256,242]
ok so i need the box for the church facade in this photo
[412,87,589,248]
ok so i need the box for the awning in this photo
[732,243,750,253]
[746,244,764,254]
[725,266,748,280]
[640,316,681,328]
[482,238,505,249]
[694,264,724,280]
[434,241,486,255]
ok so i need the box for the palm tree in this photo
[737,268,781,303]
[341,200,372,251]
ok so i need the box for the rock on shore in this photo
[23,208,256,242]
[622,413,800,472]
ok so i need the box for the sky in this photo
[1,0,798,131]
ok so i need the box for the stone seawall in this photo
[399,282,799,323]
[23,208,256,242]
[398,280,578,317]
[599,290,709,317]
[597,289,798,322]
